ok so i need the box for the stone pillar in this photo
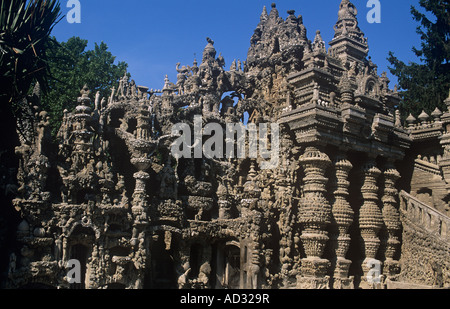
[71,85,94,172]
[127,104,155,285]
[330,152,354,289]
[130,160,150,287]
[129,103,154,225]
[240,172,263,289]
[381,161,402,278]
[358,158,383,288]
[131,169,150,221]
[217,182,232,219]
[247,229,262,290]
[297,146,332,289]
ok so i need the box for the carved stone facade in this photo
[3,1,449,289]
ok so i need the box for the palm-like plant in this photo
[0,0,62,106]
[0,1,61,284]
[0,0,62,151]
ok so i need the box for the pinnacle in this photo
[260,5,268,22]
[330,0,368,58]
[418,110,430,122]
[269,2,279,19]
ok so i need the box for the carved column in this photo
[128,103,154,225]
[131,169,150,219]
[72,85,95,172]
[359,158,383,287]
[240,169,263,289]
[217,179,231,219]
[330,153,354,289]
[297,146,332,289]
[129,156,151,285]
[126,103,156,288]
[381,161,402,278]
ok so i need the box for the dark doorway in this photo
[149,235,176,289]
[189,243,203,279]
[70,244,89,289]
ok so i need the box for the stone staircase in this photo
[394,191,450,288]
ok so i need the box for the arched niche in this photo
[212,240,241,289]
[66,225,97,289]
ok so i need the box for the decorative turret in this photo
[73,85,94,156]
[247,3,309,70]
[76,84,92,115]
[162,75,175,113]
[329,0,369,66]
[418,110,430,124]
[260,5,269,23]
[334,0,366,43]
[202,37,217,65]
[406,113,416,128]
[268,3,279,22]
[312,30,326,53]
[431,107,442,122]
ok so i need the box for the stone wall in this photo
[410,160,448,213]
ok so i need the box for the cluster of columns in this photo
[296,146,402,289]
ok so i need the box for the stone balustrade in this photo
[399,190,449,241]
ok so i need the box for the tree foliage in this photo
[0,0,62,157]
[0,0,62,106]
[388,0,450,118]
[42,36,128,136]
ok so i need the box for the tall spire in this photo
[333,0,366,44]
[268,3,279,20]
[329,0,368,65]
[260,5,268,23]
[312,30,326,53]
[202,37,217,64]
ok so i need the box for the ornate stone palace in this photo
[4,1,449,289]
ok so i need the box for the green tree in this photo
[0,0,61,148]
[42,36,128,136]
[0,0,61,104]
[388,0,450,119]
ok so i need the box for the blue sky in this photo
[52,0,424,91]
